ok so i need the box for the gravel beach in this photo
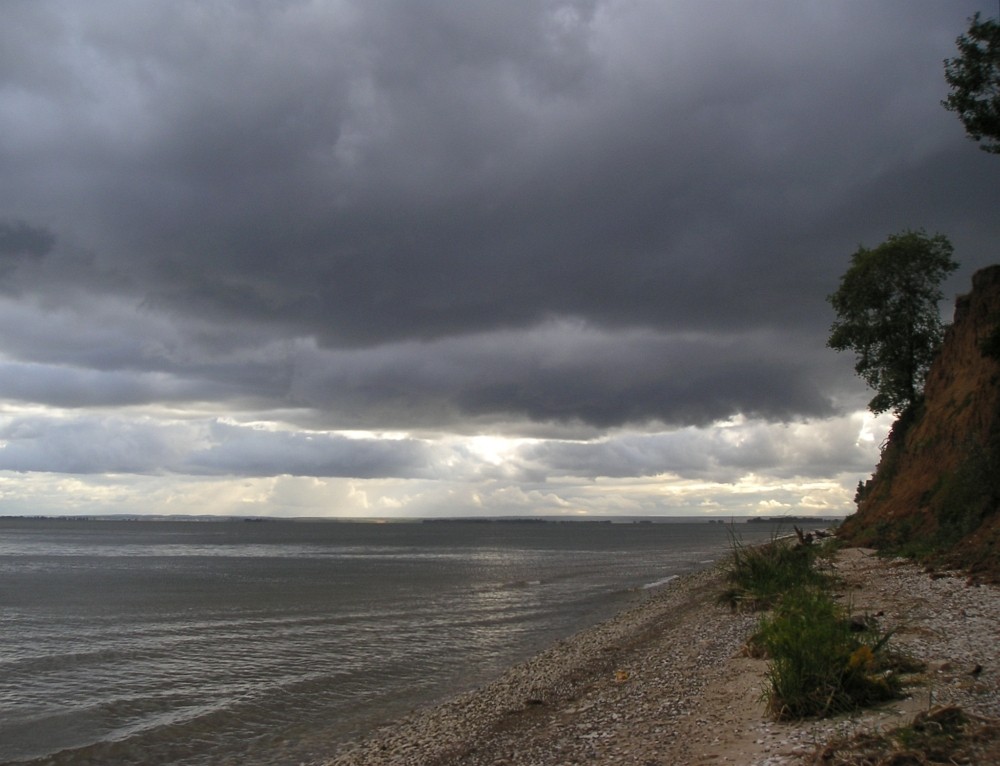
[320,548,1000,765]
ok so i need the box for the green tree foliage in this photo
[943,12,1000,154]
[827,231,958,416]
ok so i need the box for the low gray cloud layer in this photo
[0,411,878,486]
[0,1,996,513]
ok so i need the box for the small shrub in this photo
[758,588,902,719]
[718,530,827,610]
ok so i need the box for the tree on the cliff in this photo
[943,12,1000,154]
[827,231,959,416]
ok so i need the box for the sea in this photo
[0,517,794,765]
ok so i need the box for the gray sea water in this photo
[0,517,790,765]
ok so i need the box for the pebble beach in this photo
[320,547,1000,766]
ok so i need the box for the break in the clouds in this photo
[0,409,881,492]
[0,1,995,517]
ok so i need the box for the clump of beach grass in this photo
[719,528,915,720]
[757,586,903,719]
[717,529,828,610]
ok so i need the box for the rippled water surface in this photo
[0,518,787,765]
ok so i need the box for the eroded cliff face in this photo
[839,265,1000,578]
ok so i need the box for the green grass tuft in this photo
[718,530,827,610]
[757,587,903,719]
[719,529,918,720]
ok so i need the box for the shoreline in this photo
[319,562,753,765]
[318,548,1000,765]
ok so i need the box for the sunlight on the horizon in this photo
[465,435,535,465]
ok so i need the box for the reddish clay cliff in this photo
[839,265,1000,578]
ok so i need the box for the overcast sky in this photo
[0,0,997,518]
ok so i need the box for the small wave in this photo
[490,579,542,590]
[641,575,679,590]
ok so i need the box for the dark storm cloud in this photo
[0,0,996,433]
[0,307,848,430]
[287,324,846,429]
[181,421,435,478]
[0,416,194,474]
[0,415,437,478]
[0,360,223,408]
[0,220,54,261]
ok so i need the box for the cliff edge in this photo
[839,264,1000,579]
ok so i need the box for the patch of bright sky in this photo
[0,409,885,518]
[857,411,894,446]
[464,435,540,465]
